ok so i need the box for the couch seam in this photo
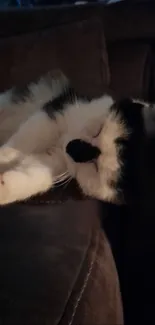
[98,19,110,90]
[68,230,99,325]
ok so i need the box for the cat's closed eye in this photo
[92,126,102,138]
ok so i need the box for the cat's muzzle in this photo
[66,139,101,163]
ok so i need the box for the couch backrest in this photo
[102,2,155,101]
[0,8,109,98]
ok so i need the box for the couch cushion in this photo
[0,200,123,325]
[0,16,109,97]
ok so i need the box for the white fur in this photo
[0,71,68,145]
[0,72,130,205]
[74,111,127,202]
[0,150,67,205]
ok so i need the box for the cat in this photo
[0,70,154,205]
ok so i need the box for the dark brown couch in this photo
[0,1,155,324]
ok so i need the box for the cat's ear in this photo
[111,98,144,131]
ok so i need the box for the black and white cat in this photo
[0,71,153,205]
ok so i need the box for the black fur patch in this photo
[43,87,77,119]
[11,85,31,103]
[111,98,144,130]
[66,139,101,163]
[111,98,146,204]
[43,86,93,119]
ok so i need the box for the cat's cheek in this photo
[46,149,67,176]
[91,137,101,148]
[75,163,99,195]
[64,154,77,178]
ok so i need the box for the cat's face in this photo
[64,98,146,204]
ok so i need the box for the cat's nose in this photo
[66,139,101,163]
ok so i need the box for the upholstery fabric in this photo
[0,201,123,325]
[107,42,152,100]
[0,8,123,325]
[0,15,109,97]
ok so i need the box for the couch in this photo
[0,1,154,324]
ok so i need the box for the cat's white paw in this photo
[0,147,21,173]
[0,161,54,205]
[0,171,15,205]
[0,169,32,205]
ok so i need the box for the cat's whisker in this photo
[62,177,72,189]
[61,176,72,187]
[53,173,69,185]
[55,171,69,179]
[53,177,68,184]
[54,176,68,183]
[54,176,72,187]
[54,171,69,181]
